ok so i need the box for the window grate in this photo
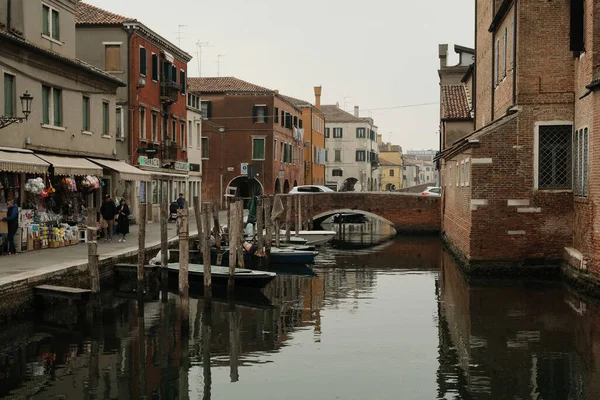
[538,125,572,190]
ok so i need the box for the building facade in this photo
[437,0,583,275]
[377,135,403,191]
[322,105,380,192]
[187,77,304,206]
[75,2,193,220]
[186,91,202,212]
[0,0,126,211]
[280,88,327,186]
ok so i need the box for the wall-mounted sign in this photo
[174,161,190,171]
[241,163,248,176]
[139,181,147,204]
[278,170,284,179]
[227,167,234,172]
[139,156,160,168]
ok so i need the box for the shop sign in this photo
[174,161,190,171]
[139,156,160,168]
[241,163,248,176]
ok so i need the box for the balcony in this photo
[160,81,179,105]
[161,141,179,163]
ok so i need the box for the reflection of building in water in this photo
[437,250,600,399]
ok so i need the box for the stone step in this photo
[34,285,91,301]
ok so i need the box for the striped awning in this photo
[88,158,151,182]
[36,154,102,176]
[0,149,49,174]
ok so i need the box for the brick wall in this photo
[282,192,441,234]
[475,0,493,128]
[493,5,515,118]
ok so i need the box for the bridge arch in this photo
[312,208,396,229]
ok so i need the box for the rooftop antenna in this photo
[343,96,352,111]
[195,41,210,77]
[216,54,225,77]
[176,25,187,47]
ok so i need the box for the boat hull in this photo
[279,230,335,246]
[167,263,275,290]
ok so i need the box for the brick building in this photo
[76,2,193,220]
[437,0,584,274]
[187,77,305,206]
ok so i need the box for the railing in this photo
[161,142,179,162]
[160,81,179,104]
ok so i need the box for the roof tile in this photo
[187,77,273,94]
[76,2,136,25]
[441,85,472,120]
[321,105,368,123]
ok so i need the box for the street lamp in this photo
[0,91,33,129]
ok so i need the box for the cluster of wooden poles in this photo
[84,194,317,314]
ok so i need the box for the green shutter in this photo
[4,74,14,117]
[172,65,177,82]
[253,139,265,160]
[180,71,186,93]
[42,6,49,36]
[82,97,90,131]
[42,85,50,125]
[152,54,158,81]
[51,10,60,40]
[102,102,109,135]
[53,88,62,126]
[140,48,147,75]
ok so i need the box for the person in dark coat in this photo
[115,199,131,243]
[100,194,116,242]
[176,193,186,209]
[2,199,18,255]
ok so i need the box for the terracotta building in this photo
[187,77,304,206]
[76,2,193,220]
[437,0,582,275]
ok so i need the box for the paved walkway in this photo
[0,210,233,286]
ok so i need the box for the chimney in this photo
[274,89,279,94]
[314,86,322,109]
[439,44,448,68]
[354,105,359,117]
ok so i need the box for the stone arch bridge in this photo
[280,192,440,234]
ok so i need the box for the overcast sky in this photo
[86,0,474,151]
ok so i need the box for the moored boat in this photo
[167,263,276,290]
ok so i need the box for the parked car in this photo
[289,185,335,194]
[421,186,441,197]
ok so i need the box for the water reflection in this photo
[0,238,599,399]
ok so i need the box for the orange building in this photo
[280,87,326,185]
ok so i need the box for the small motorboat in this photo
[167,263,276,290]
[333,212,367,224]
[278,230,335,246]
[270,247,318,264]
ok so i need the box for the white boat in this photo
[279,230,335,246]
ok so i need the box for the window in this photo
[325,149,328,162]
[332,169,343,177]
[293,116,298,127]
[570,0,585,52]
[200,101,211,118]
[275,107,279,124]
[116,106,123,139]
[537,124,572,190]
[42,85,62,127]
[356,127,366,138]
[140,47,147,76]
[181,122,185,147]
[139,107,146,139]
[171,65,177,83]
[573,128,589,196]
[334,149,341,162]
[104,44,121,72]
[162,115,168,141]
[42,4,60,41]
[495,39,500,85]
[4,74,15,117]
[151,112,157,142]
[253,105,267,123]
[389,169,395,177]
[333,128,343,138]
[188,121,193,147]
[196,123,201,149]
[325,127,330,138]
[281,110,285,127]
[464,160,470,186]
[152,54,159,81]
[356,150,366,161]
[201,137,209,159]
[180,70,186,94]
[370,130,376,141]
[274,139,278,160]
[502,27,508,78]
[171,119,177,142]
[252,137,266,160]
[102,101,109,136]
[285,113,292,129]
[82,96,90,131]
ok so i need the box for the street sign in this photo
[241,163,248,176]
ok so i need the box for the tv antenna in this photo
[216,54,225,77]
[176,25,187,47]
[196,41,210,77]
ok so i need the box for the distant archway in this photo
[274,178,281,194]
[227,175,263,201]
[312,208,396,231]
[385,183,396,191]
[341,177,359,192]
[293,180,298,188]
[283,179,290,193]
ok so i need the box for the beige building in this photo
[377,135,403,191]
[186,91,202,211]
[0,0,131,210]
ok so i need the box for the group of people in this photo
[100,195,130,243]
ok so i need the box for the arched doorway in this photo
[385,183,396,191]
[293,180,297,189]
[283,179,290,193]
[274,178,281,194]
[227,175,263,202]
[341,177,358,192]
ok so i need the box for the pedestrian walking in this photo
[2,199,19,255]
[115,199,131,243]
[100,194,116,242]
[176,193,186,209]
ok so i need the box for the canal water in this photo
[1,221,600,399]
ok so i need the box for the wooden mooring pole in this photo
[202,203,212,299]
[256,196,264,255]
[237,201,245,269]
[86,208,100,294]
[228,201,239,290]
[137,202,147,295]
[285,196,292,243]
[212,200,222,266]
[193,196,203,251]
[160,201,168,268]
[309,194,314,230]
[178,205,190,322]
[295,194,301,237]
[264,196,272,256]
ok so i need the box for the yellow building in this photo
[377,135,403,190]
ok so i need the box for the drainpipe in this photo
[512,0,518,106]
[473,0,478,129]
[126,26,134,164]
[309,107,313,184]
[7,0,11,31]
[491,31,495,122]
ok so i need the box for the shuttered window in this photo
[102,101,109,136]
[3,74,15,117]
[180,70,186,93]
[152,54,159,81]
[82,96,90,131]
[105,45,121,72]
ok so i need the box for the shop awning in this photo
[0,148,49,174]
[88,158,152,182]
[36,154,103,176]
[148,171,189,179]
